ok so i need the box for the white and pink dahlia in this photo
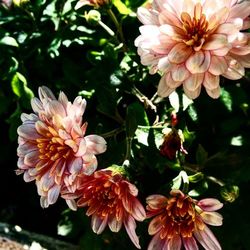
[17,86,107,208]
[135,0,250,99]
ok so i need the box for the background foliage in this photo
[0,0,250,249]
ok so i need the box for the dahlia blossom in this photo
[61,168,146,249]
[17,86,107,208]
[135,0,250,99]
[146,190,223,250]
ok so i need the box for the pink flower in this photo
[135,0,250,99]
[17,86,107,208]
[146,190,223,250]
[62,168,146,249]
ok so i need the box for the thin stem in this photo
[206,176,225,187]
[124,137,132,162]
[100,126,125,138]
[106,8,127,51]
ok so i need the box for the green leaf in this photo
[113,0,132,14]
[0,36,19,47]
[196,144,208,166]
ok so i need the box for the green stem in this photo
[98,20,115,36]
[100,126,124,138]
[124,137,132,162]
[106,8,127,51]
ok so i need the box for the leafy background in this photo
[0,0,250,249]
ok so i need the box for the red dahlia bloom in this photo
[62,169,146,249]
[146,190,223,250]
[17,86,107,208]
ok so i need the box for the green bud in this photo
[220,185,239,203]
[188,172,204,183]
[106,164,126,176]
[85,10,101,26]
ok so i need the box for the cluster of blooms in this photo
[135,0,250,99]
[17,86,223,249]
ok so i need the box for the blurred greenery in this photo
[0,0,250,249]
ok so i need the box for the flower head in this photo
[17,86,107,208]
[62,168,146,249]
[160,128,187,160]
[146,190,223,250]
[75,0,112,9]
[135,0,250,99]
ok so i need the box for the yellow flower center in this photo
[181,3,210,51]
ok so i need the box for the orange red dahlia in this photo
[146,190,223,250]
[62,169,146,249]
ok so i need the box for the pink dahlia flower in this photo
[135,0,250,99]
[146,190,223,250]
[62,169,146,249]
[17,86,107,208]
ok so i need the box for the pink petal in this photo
[203,72,220,90]
[148,216,163,235]
[186,51,211,74]
[131,198,146,221]
[137,7,159,25]
[124,214,141,249]
[215,23,239,35]
[194,225,222,250]
[183,236,199,250]
[158,56,172,72]
[228,1,250,20]
[184,73,204,91]
[31,97,43,113]
[74,138,87,157]
[166,234,181,250]
[17,124,40,140]
[157,74,176,97]
[159,9,182,28]
[146,195,167,210]
[20,113,38,123]
[198,198,223,211]
[206,86,221,99]
[168,43,192,64]
[171,64,190,82]
[91,214,108,234]
[85,135,107,154]
[68,157,83,174]
[35,120,49,135]
[40,196,49,208]
[230,46,250,56]
[38,86,56,103]
[23,171,36,182]
[65,199,77,211]
[211,46,231,56]
[40,172,55,191]
[222,57,245,79]
[82,154,97,175]
[45,100,66,117]
[47,185,61,205]
[108,215,123,233]
[24,150,40,166]
[209,56,228,75]
[200,211,223,226]
[234,54,250,67]
[148,232,165,250]
[183,85,202,99]
[203,34,228,50]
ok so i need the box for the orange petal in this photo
[186,51,211,74]
[168,43,192,64]
[209,56,228,75]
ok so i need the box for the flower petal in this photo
[124,214,141,249]
[183,236,199,250]
[17,124,40,140]
[184,73,204,91]
[203,34,228,50]
[157,74,176,97]
[137,7,159,25]
[186,51,211,74]
[206,86,221,99]
[108,215,123,233]
[85,135,107,154]
[194,225,222,250]
[47,185,61,205]
[198,198,223,211]
[91,214,108,235]
[166,234,181,250]
[148,215,163,235]
[171,64,190,82]
[168,43,193,64]
[209,56,228,75]
[203,72,220,90]
[148,232,165,250]
[200,211,223,226]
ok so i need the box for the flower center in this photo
[36,126,71,161]
[164,196,199,238]
[181,3,209,51]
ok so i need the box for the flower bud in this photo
[220,185,239,203]
[85,10,101,25]
[75,0,112,10]
[188,172,204,183]
[160,128,187,160]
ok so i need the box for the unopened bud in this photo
[188,172,204,183]
[75,0,112,9]
[220,185,239,203]
[85,10,101,25]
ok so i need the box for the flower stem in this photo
[98,20,115,36]
[106,8,127,51]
